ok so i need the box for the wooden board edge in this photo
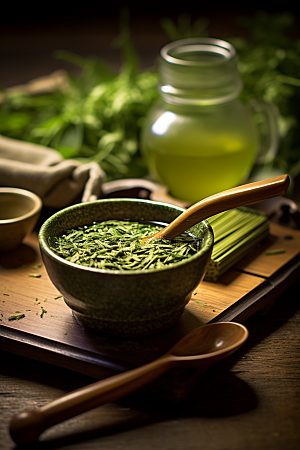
[0,327,132,378]
[210,253,300,324]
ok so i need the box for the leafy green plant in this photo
[229,11,300,190]
[0,14,159,181]
[1,11,299,196]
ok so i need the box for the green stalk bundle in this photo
[205,207,269,281]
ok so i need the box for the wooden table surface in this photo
[1,280,299,450]
[1,8,300,449]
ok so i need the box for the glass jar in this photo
[141,38,279,204]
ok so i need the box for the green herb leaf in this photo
[195,300,205,307]
[40,307,47,318]
[266,249,286,255]
[8,314,25,321]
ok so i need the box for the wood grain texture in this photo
[0,223,300,380]
[1,281,299,450]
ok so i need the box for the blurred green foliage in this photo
[0,10,299,196]
[162,11,300,195]
[230,11,300,192]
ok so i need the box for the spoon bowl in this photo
[170,321,248,363]
[10,322,248,446]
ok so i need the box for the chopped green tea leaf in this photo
[266,249,286,255]
[8,314,26,321]
[40,307,47,318]
[195,300,205,307]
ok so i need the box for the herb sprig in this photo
[51,220,199,270]
[0,12,159,181]
[1,11,299,194]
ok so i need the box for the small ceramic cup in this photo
[0,187,43,252]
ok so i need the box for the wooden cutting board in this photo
[1,222,300,398]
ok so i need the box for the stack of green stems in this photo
[205,207,269,281]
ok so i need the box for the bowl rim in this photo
[0,187,43,224]
[39,198,214,275]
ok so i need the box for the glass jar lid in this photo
[159,38,243,105]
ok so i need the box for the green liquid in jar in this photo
[142,103,258,204]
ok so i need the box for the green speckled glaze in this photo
[39,199,214,336]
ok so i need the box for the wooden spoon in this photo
[142,174,290,243]
[9,322,248,446]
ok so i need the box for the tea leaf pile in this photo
[51,220,199,270]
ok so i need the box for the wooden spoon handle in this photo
[9,356,172,446]
[159,174,290,240]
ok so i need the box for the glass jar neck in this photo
[158,38,243,106]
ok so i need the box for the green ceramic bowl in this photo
[39,199,213,336]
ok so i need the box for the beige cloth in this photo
[0,135,105,208]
